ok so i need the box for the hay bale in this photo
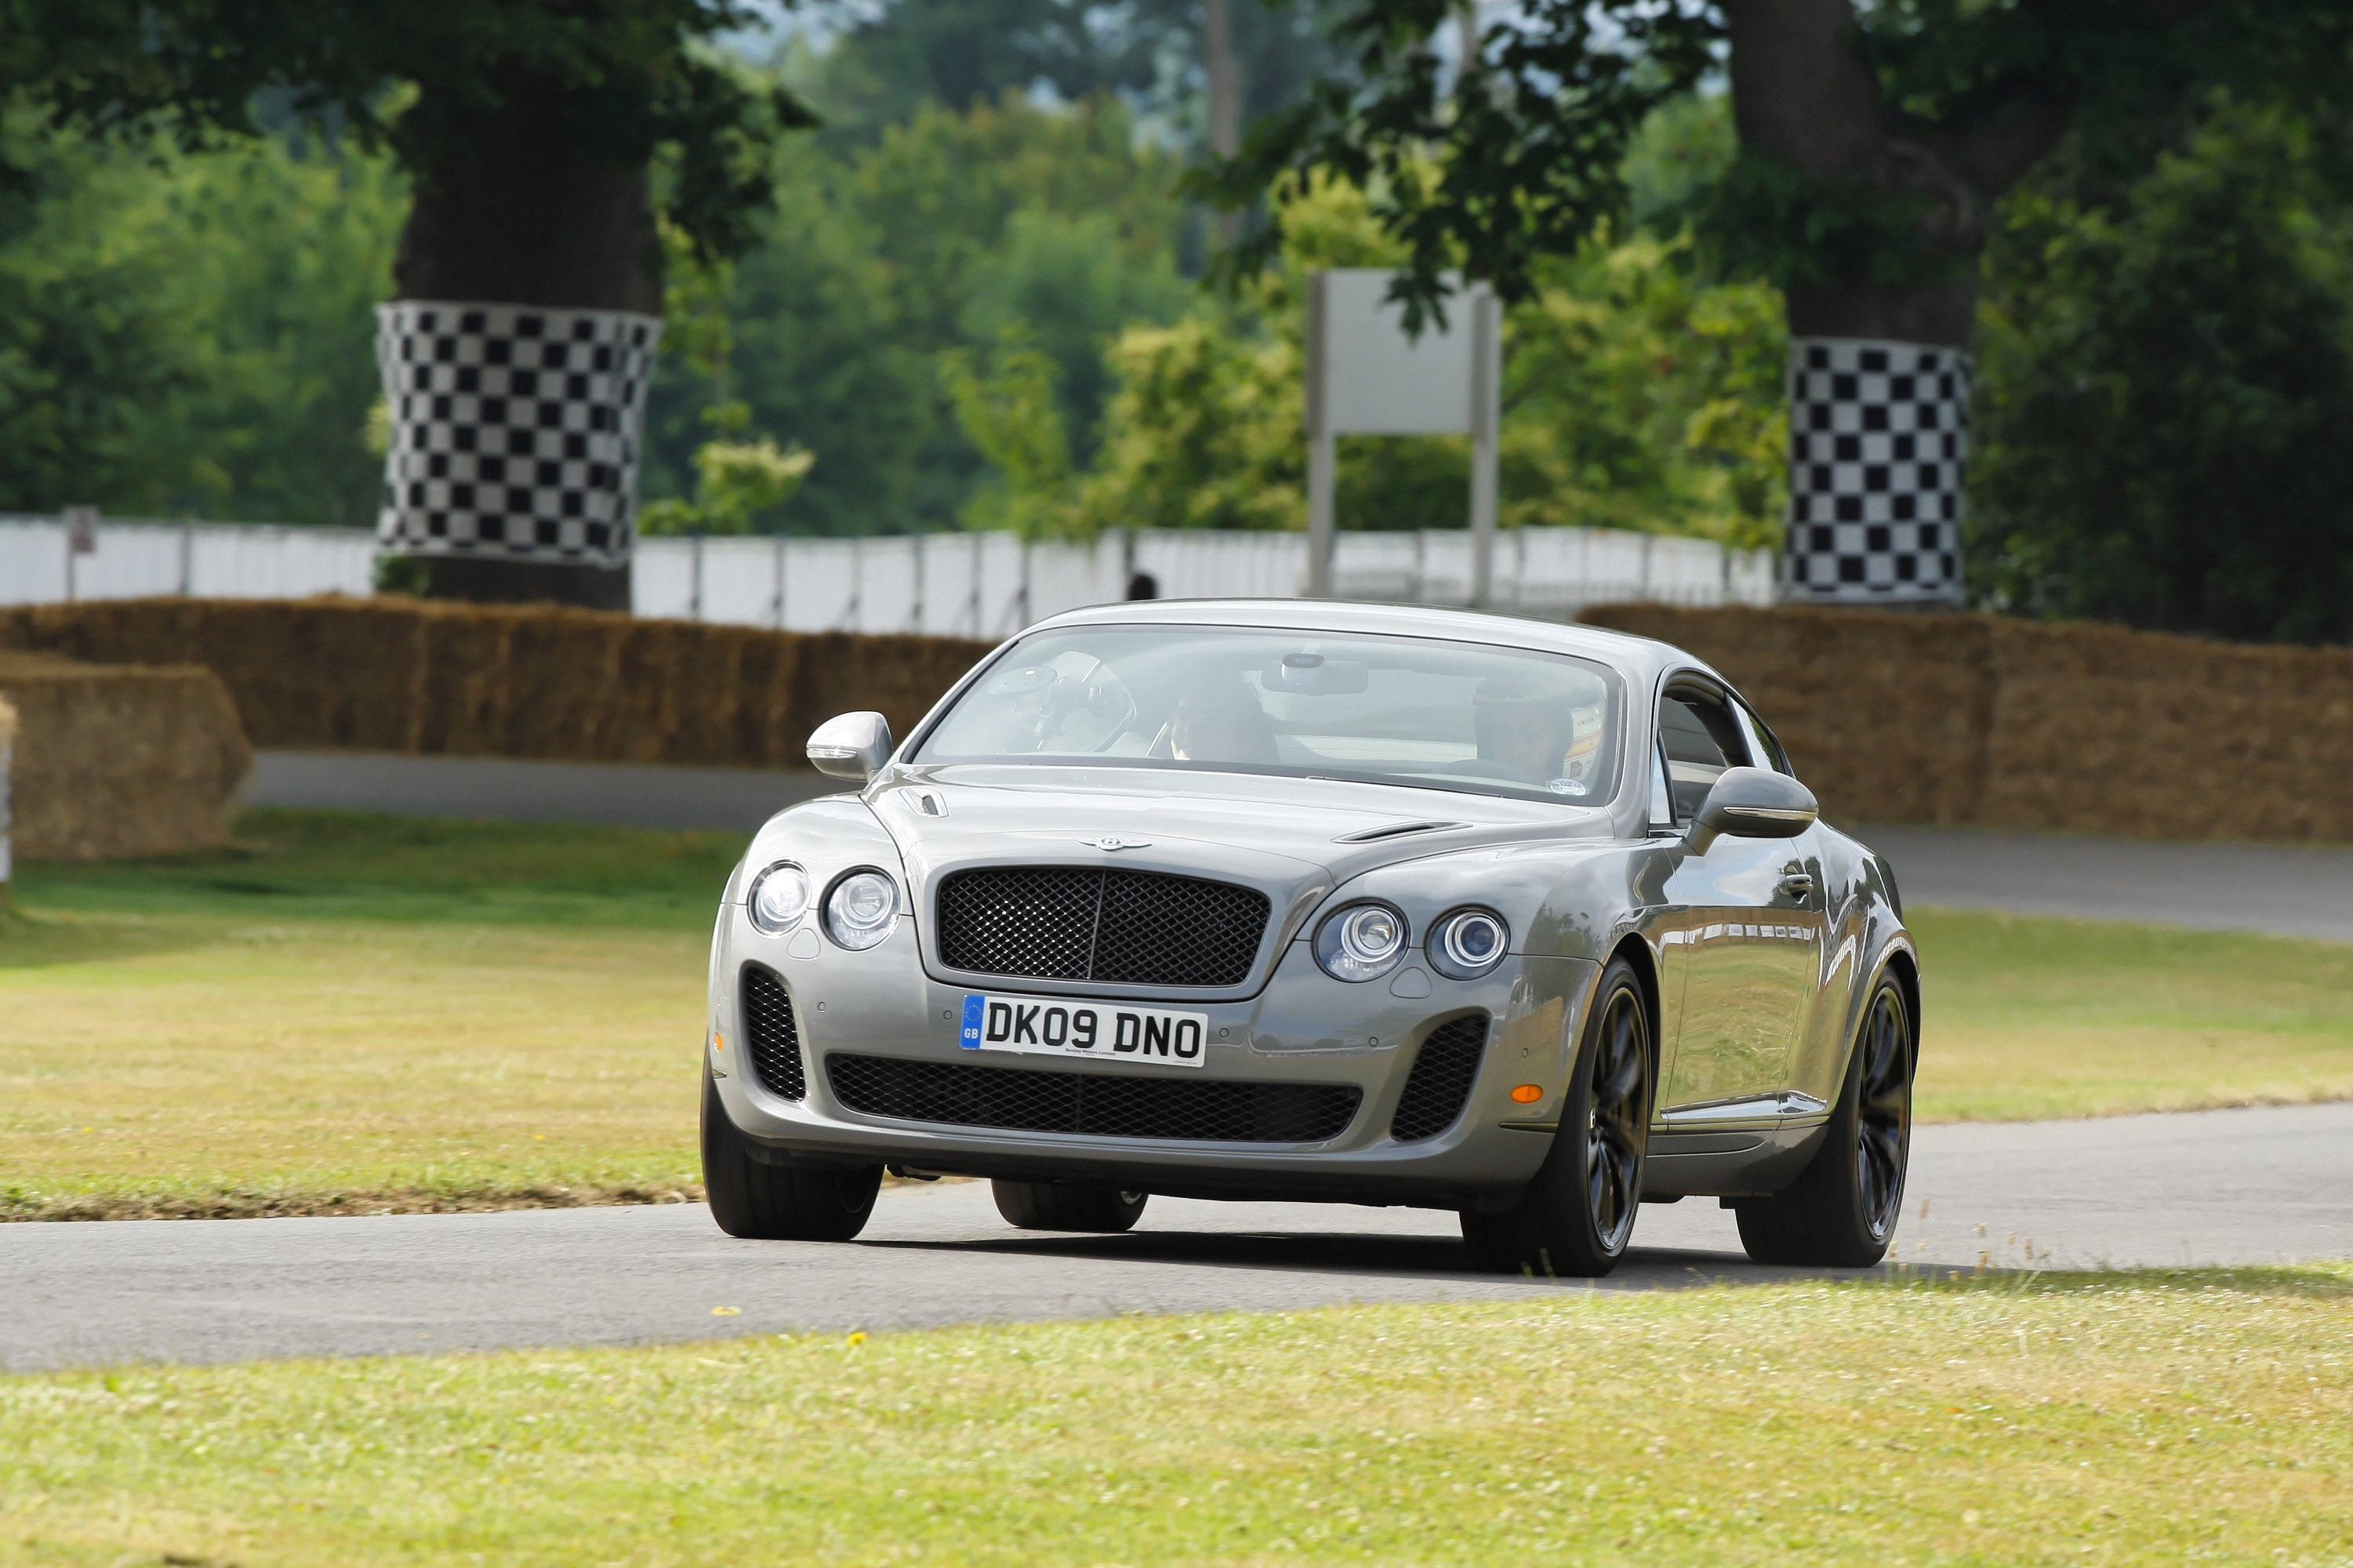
[1,692,16,898]
[0,596,993,771]
[0,651,252,862]
[1581,601,2353,844]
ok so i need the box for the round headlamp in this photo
[1428,907,1509,980]
[1313,902,1408,983]
[746,862,812,935]
[824,869,901,950]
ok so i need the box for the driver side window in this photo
[1658,687,1751,825]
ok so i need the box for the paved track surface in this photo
[7,1102,2347,1374]
[243,750,841,833]
[1857,822,2353,943]
[245,752,2353,939]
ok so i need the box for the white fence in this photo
[0,514,1774,634]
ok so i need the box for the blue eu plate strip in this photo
[959,993,986,1049]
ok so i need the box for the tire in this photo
[701,1069,882,1241]
[1735,975,1913,1267]
[1460,956,1652,1277]
[991,1179,1149,1233]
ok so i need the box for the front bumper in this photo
[707,902,1597,1207]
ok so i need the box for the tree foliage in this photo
[2,0,805,264]
[0,114,402,520]
[1201,0,2353,326]
[1971,98,2353,644]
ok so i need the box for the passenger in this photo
[1170,681,1279,765]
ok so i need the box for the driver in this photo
[1472,674,1585,793]
[1170,679,1279,765]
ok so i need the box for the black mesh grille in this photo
[1389,1014,1489,1142]
[826,1054,1360,1144]
[935,868,1270,987]
[740,964,805,1100]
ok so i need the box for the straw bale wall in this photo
[1581,604,2353,844]
[0,651,251,862]
[0,597,992,770]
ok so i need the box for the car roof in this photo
[1028,597,1712,688]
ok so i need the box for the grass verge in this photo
[1913,908,2353,1121]
[4,811,2349,1219]
[5,1268,2350,1565]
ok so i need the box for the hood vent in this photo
[1333,819,1470,844]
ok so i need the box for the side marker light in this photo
[1509,1083,1544,1104]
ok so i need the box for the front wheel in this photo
[1460,956,1652,1277]
[992,1180,1149,1233]
[701,1069,882,1241]
[1735,975,1913,1267]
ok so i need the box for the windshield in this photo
[914,624,1626,806]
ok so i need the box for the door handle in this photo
[1777,873,1814,902]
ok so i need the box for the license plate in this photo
[958,993,1209,1069]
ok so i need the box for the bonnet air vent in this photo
[1333,820,1471,844]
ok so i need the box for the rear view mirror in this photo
[1265,653,1369,695]
[807,711,894,781]
[1685,766,1818,855]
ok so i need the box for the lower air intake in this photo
[826,1054,1359,1144]
[740,964,805,1100]
[1389,1014,1489,1142]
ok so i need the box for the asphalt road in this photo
[7,1101,2348,1374]
[242,751,2353,940]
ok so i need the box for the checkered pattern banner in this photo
[375,300,663,568]
[1784,337,1971,604]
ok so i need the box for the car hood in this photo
[872,764,1614,944]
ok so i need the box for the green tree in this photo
[0,117,403,522]
[641,91,1190,534]
[1076,172,1788,542]
[1972,100,2353,644]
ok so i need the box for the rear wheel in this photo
[701,1069,882,1241]
[1460,956,1652,1277]
[1735,975,1913,1267]
[992,1180,1149,1233]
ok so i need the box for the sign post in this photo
[1303,270,1500,605]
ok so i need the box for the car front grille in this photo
[935,867,1271,987]
[1389,1014,1489,1142]
[740,964,805,1100]
[826,1054,1360,1144]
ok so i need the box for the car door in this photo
[1653,679,1826,1115]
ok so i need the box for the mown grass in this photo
[4,1268,2350,1566]
[1913,909,2353,1121]
[0,811,737,1220]
[3,810,2349,1219]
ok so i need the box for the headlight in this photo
[746,862,811,935]
[824,869,900,950]
[1428,907,1509,979]
[1314,902,1408,982]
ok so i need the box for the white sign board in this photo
[1302,270,1501,603]
[1311,270,1476,436]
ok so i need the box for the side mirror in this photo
[806,711,894,782]
[1685,766,1817,855]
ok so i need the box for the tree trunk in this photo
[380,68,663,612]
[1727,0,2070,604]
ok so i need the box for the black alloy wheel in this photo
[1460,956,1654,1276]
[1854,982,1912,1240]
[1735,975,1914,1267]
[1583,981,1650,1252]
[701,1068,884,1241]
[992,1179,1149,1233]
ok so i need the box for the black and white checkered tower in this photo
[375,301,662,568]
[1783,338,1971,604]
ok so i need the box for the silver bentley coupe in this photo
[701,600,1918,1276]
